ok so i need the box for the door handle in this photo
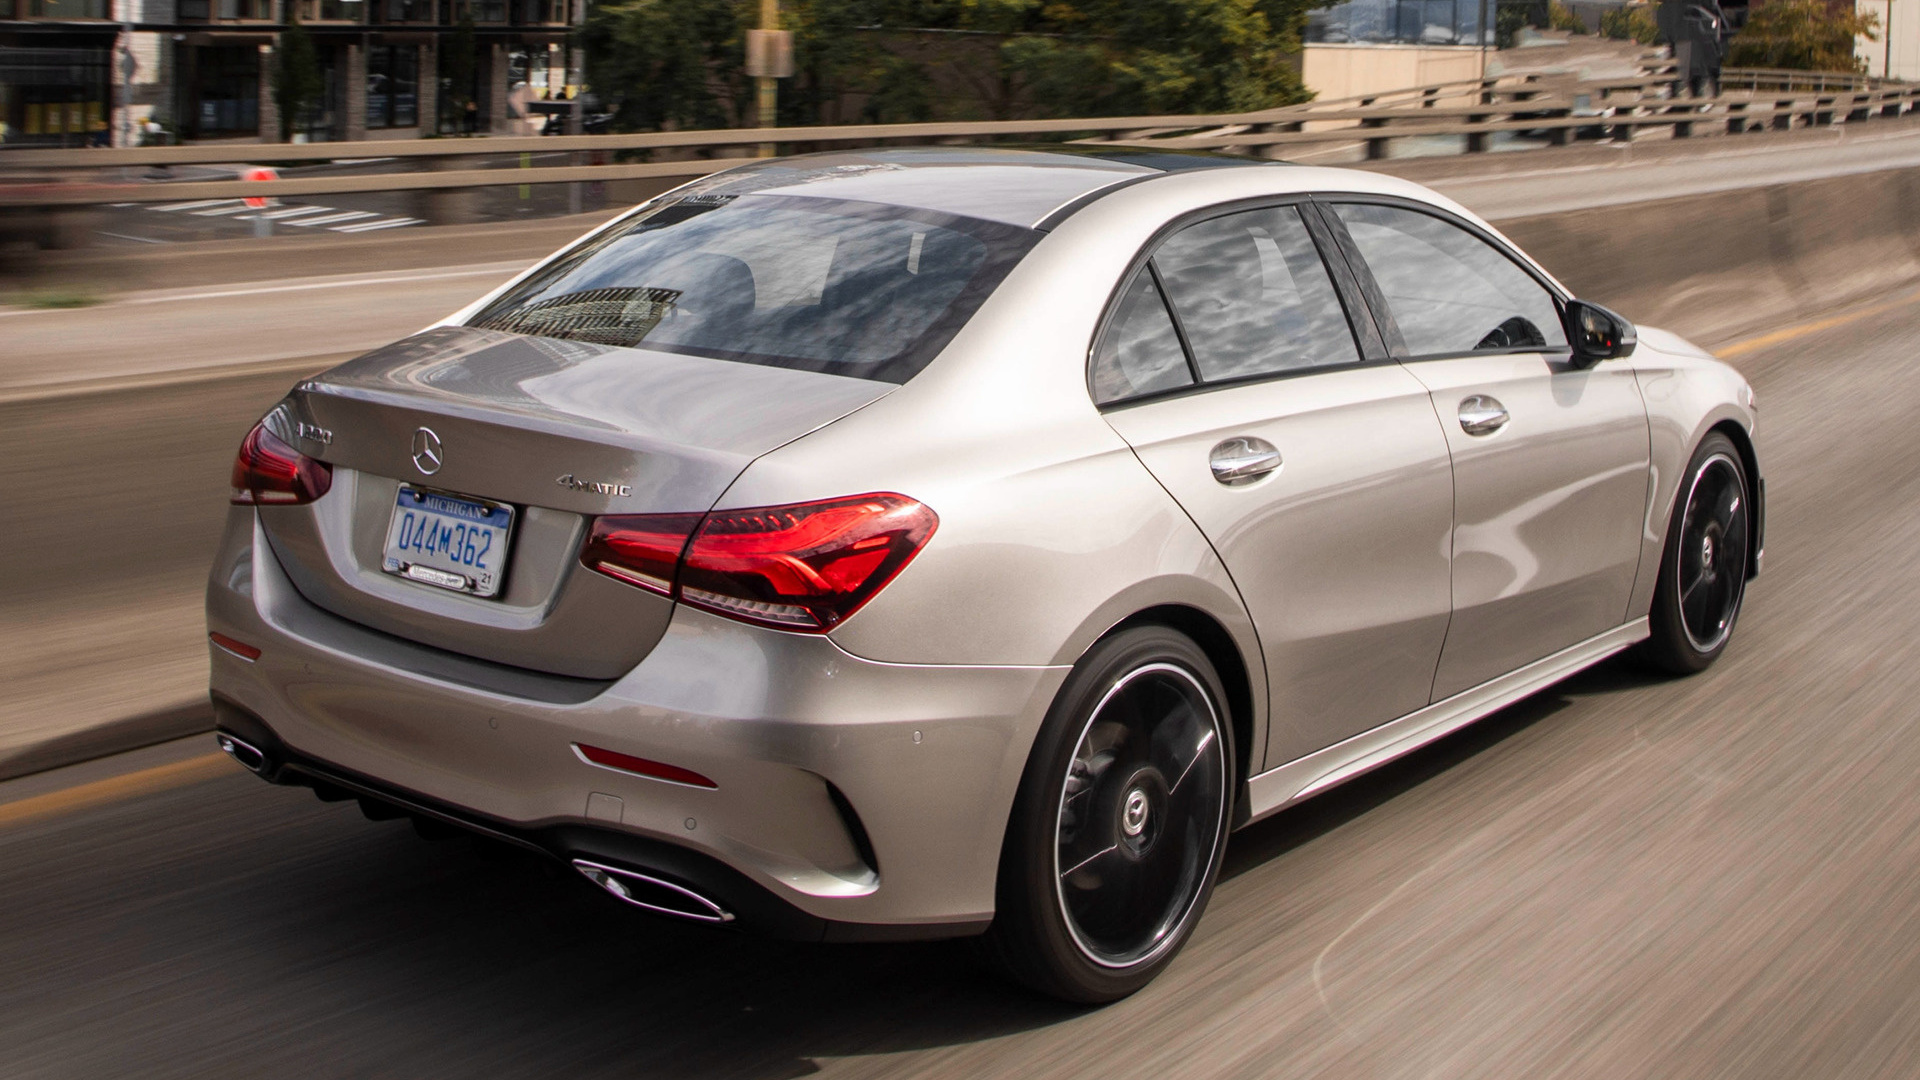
[1210,437,1282,485]
[1458,395,1509,436]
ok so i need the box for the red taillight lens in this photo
[582,493,937,633]
[230,422,332,506]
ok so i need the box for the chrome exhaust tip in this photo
[215,732,269,774]
[572,859,735,924]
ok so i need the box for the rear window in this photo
[470,194,1037,384]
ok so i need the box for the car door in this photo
[1094,201,1456,769]
[1322,199,1651,700]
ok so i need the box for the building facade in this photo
[1,0,582,146]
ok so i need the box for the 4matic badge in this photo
[557,473,632,497]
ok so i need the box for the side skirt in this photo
[1243,618,1649,823]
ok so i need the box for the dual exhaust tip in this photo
[217,730,734,927]
[573,859,735,924]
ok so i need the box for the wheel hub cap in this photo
[1121,788,1150,837]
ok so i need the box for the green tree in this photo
[583,0,1314,131]
[272,12,323,141]
[1726,0,1879,73]
[1599,3,1661,45]
[582,0,751,131]
[971,0,1312,118]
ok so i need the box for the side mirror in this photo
[1566,300,1636,367]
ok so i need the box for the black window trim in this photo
[1088,194,1396,411]
[1310,193,1576,364]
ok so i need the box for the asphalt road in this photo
[1,284,1917,1077]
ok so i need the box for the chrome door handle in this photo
[1458,395,1510,436]
[1210,437,1282,485]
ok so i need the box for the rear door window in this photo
[1090,203,1364,405]
[1153,206,1362,382]
[1330,202,1568,357]
[471,194,1036,384]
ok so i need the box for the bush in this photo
[1726,0,1879,73]
[1548,1,1586,33]
[1599,3,1661,44]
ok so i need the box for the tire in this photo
[1638,431,1752,675]
[981,625,1234,1003]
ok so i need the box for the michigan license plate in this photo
[382,485,515,598]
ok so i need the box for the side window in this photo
[1331,203,1568,357]
[1152,206,1361,382]
[1090,270,1194,405]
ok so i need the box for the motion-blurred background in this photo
[9,3,1920,1076]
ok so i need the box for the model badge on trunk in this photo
[557,473,632,497]
[411,428,443,475]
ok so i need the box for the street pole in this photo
[118,1,134,148]
[1887,0,1895,79]
[1479,0,1491,83]
[757,0,778,157]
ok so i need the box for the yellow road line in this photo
[0,753,240,831]
[1718,286,1920,358]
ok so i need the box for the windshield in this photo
[470,194,1038,383]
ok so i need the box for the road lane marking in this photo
[1717,285,1920,358]
[0,754,239,831]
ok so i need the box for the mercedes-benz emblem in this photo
[411,427,443,476]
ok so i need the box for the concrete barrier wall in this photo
[1498,166,1920,344]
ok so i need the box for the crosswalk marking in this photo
[154,199,243,212]
[122,198,426,235]
[333,217,424,233]
[290,211,379,227]
[239,206,335,221]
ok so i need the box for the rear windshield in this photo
[470,194,1037,384]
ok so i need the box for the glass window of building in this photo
[366,45,419,129]
[190,45,261,137]
[1307,0,1488,44]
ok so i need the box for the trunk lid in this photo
[259,326,892,679]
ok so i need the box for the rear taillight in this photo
[583,493,937,632]
[230,422,332,506]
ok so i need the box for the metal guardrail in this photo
[1,65,1910,209]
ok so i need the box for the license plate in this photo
[382,485,515,598]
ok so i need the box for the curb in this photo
[0,702,214,783]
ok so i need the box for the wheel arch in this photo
[1103,604,1259,823]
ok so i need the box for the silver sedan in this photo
[206,147,1762,1002]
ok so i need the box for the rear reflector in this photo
[573,743,718,789]
[231,422,332,506]
[209,632,261,661]
[582,493,937,633]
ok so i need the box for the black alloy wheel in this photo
[1640,432,1751,674]
[983,625,1233,1002]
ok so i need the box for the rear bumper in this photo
[206,507,1066,936]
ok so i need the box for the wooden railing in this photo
[2,65,1913,210]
